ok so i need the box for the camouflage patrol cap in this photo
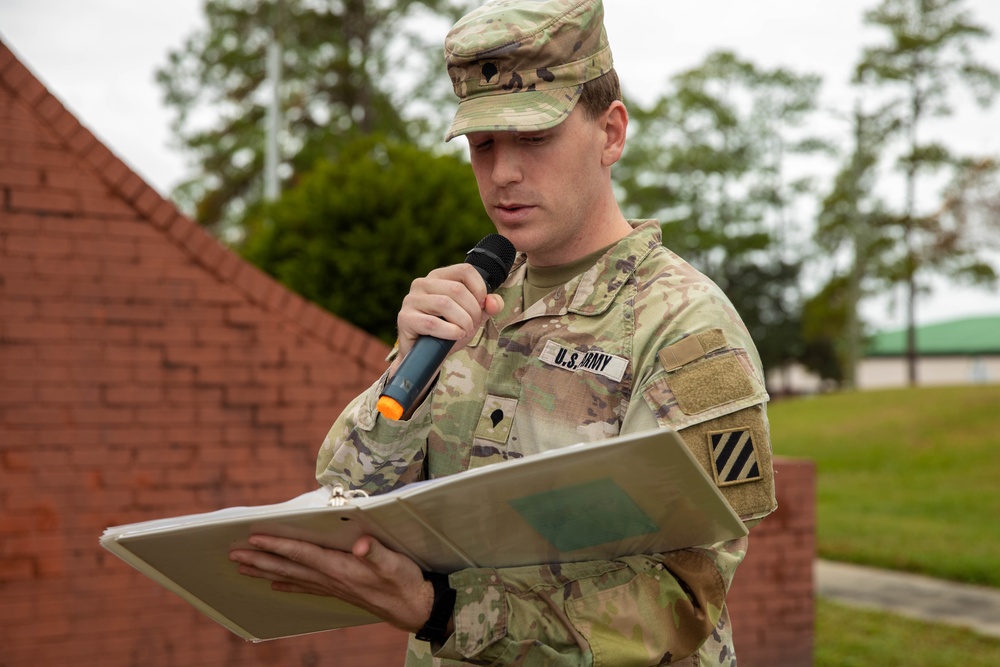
[444,0,613,141]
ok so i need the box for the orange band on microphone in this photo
[377,396,405,421]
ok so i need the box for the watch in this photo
[415,570,456,644]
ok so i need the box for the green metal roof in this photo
[867,315,1000,356]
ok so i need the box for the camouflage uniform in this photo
[316,221,776,666]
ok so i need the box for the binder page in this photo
[395,428,748,570]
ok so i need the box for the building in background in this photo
[859,315,1000,389]
[767,315,1000,393]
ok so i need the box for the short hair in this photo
[578,69,622,119]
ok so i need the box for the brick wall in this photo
[0,39,814,666]
[0,39,410,666]
[729,458,817,666]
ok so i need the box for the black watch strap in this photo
[415,570,456,644]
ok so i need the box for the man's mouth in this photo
[493,203,534,223]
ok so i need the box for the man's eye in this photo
[472,139,493,151]
[521,136,546,145]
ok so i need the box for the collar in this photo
[496,220,662,326]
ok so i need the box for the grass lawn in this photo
[816,599,1000,666]
[768,384,1000,587]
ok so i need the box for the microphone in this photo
[376,234,517,421]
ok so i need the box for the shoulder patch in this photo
[708,427,762,487]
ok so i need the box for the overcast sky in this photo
[2,0,1000,330]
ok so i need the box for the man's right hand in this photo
[392,263,505,375]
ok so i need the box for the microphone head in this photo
[465,234,517,292]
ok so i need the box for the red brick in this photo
[224,384,279,406]
[40,213,107,237]
[5,230,72,257]
[48,106,81,140]
[0,210,40,232]
[0,298,38,319]
[101,303,165,326]
[47,255,107,280]
[184,223,216,255]
[103,344,162,364]
[65,279,134,300]
[195,403,254,424]
[66,364,131,384]
[38,384,101,404]
[9,187,78,214]
[104,385,163,405]
[66,236,133,262]
[132,186,162,218]
[135,323,196,345]
[224,344,283,365]
[0,164,41,186]
[232,262,275,304]
[43,166,96,190]
[99,157,131,190]
[4,144,67,170]
[80,192,136,217]
[64,123,95,153]
[82,140,115,173]
[165,424,224,446]
[4,320,72,341]
[196,363,253,384]
[31,89,60,118]
[225,304,263,326]
[17,73,48,106]
[0,57,30,90]
[69,406,133,426]
[0,557,36,582]
[195,281,243,304]
[148,199,177,228]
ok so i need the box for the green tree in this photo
[855,0,1000,385]
[813,102,900,386]
[157,0,465,238]
[616,51,825,375]
[799,276,851,385]
[241,135,494,342]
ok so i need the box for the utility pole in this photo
[264,37,281,203]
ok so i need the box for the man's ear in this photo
[600,101,628,167]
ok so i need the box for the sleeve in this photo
[430,328,775,666]
[314,369,433,494]
[638,327,776,524]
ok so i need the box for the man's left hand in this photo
[229,535,434,634]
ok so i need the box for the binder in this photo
[100,428,747,642]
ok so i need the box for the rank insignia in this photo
[708,428,761,487]
[480,60,500,85]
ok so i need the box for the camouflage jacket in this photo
[316,221,776,666]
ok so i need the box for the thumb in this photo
[483,293,505,317]
[352,535,382,563]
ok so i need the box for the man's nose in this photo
[491,144,523,186]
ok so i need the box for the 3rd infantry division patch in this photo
[708,428,761,487]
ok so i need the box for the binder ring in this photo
[328,485,369,507]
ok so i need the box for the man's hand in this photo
[394,263,505,367]
[229,535,436,634]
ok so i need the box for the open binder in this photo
[100,428,747,642]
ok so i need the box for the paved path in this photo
[816,559,1000,639]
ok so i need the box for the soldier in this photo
[230,0,776,664]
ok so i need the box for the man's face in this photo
[465,105,610,267]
